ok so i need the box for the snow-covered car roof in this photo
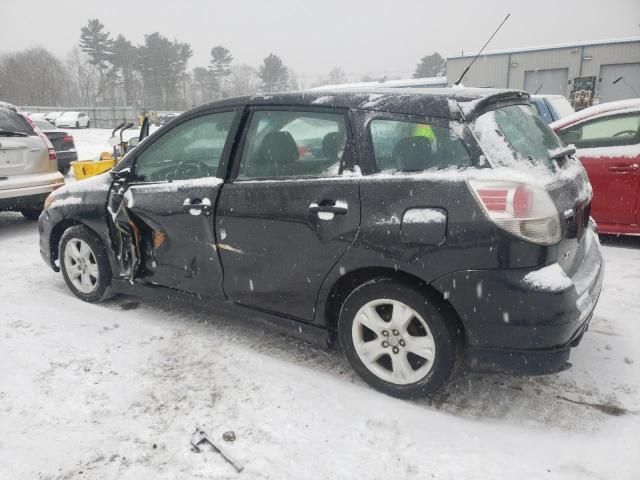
[550,98,640,131]
[189,87,530,121]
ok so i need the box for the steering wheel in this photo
[614,130,636,137]
[174,159,211,179]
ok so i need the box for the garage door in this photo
[598,63,640,103]
[524,68,569,96]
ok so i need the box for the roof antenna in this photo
[454,13,511,86]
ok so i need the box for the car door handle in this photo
[608,163,639,173]
[183,198,212,216]
[309,201,348,215]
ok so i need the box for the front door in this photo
[559,112,640,226]
[216,108,361,322]
[120,109,240,297]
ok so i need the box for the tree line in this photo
[0,18,446,110]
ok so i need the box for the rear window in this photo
[0,108,35,136]
[472,104,564,171]
[369,119,472,171]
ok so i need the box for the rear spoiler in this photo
[455,90,531,121]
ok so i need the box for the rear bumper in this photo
[0,171,65,201]
[0,191,50,211]
[432,228,604,374]
[56,151,78,170]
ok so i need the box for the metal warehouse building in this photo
[447,37,640,104]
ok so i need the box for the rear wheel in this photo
[86,120,90,128]
[59,225,113,302]
[338,278,462,399]
[75,121,79,128]
[20,208,42,220]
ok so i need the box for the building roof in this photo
[448,37,640,59]
[191,87,530,121]
[312,76,448,91]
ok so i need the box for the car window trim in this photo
[226,105,358,183]
[127,106,244,185]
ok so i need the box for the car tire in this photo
[75,121,79,128]
[86,121,90,128]
[338,278,463,399]
[59,225,113,303]
[20,208,42,221]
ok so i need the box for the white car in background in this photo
[45,111,63,124]
[55,111,90,129]
[29,112,48,121]
[0,101,65,219]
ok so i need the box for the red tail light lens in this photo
[468,179,561,245]
[49,148,57,161]
[63,135,74,143]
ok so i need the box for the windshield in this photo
[472,104,565,171]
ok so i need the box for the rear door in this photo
[216,107,361,321]
[558,112,640,226]
[0,108,49,178]
[118,108,241,297]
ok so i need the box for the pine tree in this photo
[137,33,192,109]
[413,52,446,78]
[110,34,138,105]
[209,46,233,78]
[79,19,114,103]
[258,54,289,93]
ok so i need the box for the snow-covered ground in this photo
[1,216,638,479]
[72,127,158,161]
[1,176,639,478]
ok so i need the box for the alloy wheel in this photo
[63,238,99,294]
[352,299,436,385]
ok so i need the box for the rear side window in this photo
[369,119,472,171]
[0,108,35,136]
[559,114,640,148]
[237,110,349,179]
[473,104,563,171]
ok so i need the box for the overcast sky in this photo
[2,0,638,81]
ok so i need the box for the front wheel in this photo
[338,278,462,399]
[75,121,80,128]
[86,120,90,128]
[59,225,113,302]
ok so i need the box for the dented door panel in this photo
[109,178,225,298]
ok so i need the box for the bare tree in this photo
[0,47,67,106]
[227,64,260,97]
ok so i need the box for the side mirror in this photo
[562,129,582,144]
[128,136,140,148]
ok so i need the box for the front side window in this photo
[369,119,472,171]
[237,110,348,179]
[559,114,640,148]
[472,104,564,171]
[135,111,236,182]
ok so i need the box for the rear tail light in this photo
[63,135,74,143]
[49,148,57,163]
[468,179,561,245]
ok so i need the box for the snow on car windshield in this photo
[472,104,565,171]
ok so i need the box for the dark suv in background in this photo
[38,88,603,398]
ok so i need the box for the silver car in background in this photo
[0,102,65,219]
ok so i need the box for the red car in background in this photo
[551,99,640,236]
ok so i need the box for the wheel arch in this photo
[321,266,465,347]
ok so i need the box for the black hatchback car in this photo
[39,88,604,398]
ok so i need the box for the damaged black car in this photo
[38,88,604,398]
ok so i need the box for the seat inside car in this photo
[392,136,434,171]
[322,132,345,161]
[251,131,300,177]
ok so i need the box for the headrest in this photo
[392,136,433,171]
